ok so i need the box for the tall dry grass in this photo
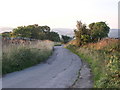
[2,39,54,75]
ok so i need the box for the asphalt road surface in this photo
[2,46,82,88]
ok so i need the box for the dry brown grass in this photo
[83,38,119,50]
[3,40,54,53]
[2,39,54,74]
[65,39,77,47]
[66,38,119,50]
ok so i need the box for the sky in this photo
[0,0,119,29]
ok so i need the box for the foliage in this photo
[13,24,49,39]
[2,32,12,38]
[74,21,110,46]
[74,21,91,46]
[66,40,120,88]
[89,22,110,42]
[47,32,60,42]
[12,24,60,42]
[2,40,54,75]
[61,35,71,43]
[81,35,91,45]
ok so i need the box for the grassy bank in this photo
[66,39,120,88]
[2,40,54,75]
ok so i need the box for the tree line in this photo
[2,24,72,43]
[2,21,110,44]
[2,24,61,42]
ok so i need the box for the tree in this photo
[74,21,90,46]
[12,24,61,41]
[13,26,31,38]
[61,35,71,43]
[12,24,52,40]
[41,26,50,33]
[47,32,60,42]
[89,22,110,42]
[74,21,110,46]
[2,32,12,38]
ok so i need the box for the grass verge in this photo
[2,40,54,75]
[66,42,120,88]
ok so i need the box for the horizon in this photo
[0,27,119,38]
[0,0,119,29]
[0,27,119,34]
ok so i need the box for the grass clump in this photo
[2,40,54,75]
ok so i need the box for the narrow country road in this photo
[2,46,82,88]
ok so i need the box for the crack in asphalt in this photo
[71,61,83,87]
[71,60,93,88]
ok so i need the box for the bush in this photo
[61,35,71,44]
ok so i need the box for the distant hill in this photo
[52,28,74,37]
[53,28,119,38]
[108,29,119,38]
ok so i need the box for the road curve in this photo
[2,46,82,88]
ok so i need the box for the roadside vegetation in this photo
[2,24,60,75]
[2,40,54,75]
[61,35,72,44]
[66,21,120,88]
[67,39,120,88]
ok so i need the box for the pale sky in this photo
[0,0,119,29]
